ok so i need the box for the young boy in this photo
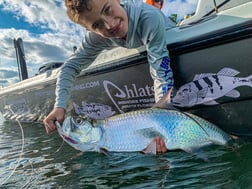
[44,0,175,153]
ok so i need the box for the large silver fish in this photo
[56,108,232,155]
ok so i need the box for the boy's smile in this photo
[78,0,128,39]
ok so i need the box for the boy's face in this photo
[78,0,128,39]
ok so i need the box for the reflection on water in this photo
[0,121,252,189]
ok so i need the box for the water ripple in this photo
[0,121,251,188]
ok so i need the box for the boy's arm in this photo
[141,9,174,102]
[54,32,114,109]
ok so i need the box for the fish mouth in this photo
[55,120,78,144]
[60,134,78,144]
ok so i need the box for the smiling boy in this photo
[44,0,175,153]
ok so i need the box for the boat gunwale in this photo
[168,19,252,55]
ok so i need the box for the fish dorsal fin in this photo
[217,68,240,76]
[193,73,215,81]
[193,68,240,81]
[152,89,178,110]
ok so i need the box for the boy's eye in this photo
[93,22,102,30]
[104,6,110,15]
[93,23,99,29]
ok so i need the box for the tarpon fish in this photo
[173,67,252,107]
[56,108,232,155]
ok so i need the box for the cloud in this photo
[0,68,18,78]
[0,67,19,86]
[0,0,85,80]
[0,0,197,86]
[0,0,84,34]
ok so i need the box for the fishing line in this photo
[20,124,65,189]
[19,124,65,189]
[0,109,65,188]
[0,109,34,188]
[0,115,25,186]
[53,121,65,153]
[54,140,65,153]
[20,163,36,189]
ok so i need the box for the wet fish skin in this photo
[56,108,232,154]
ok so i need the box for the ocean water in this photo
[0,119,252,189]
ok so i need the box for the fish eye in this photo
[75,117,85,125]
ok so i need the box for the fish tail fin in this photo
[230,134,239,140]
[247,75,252,87]
[208,132,233,147]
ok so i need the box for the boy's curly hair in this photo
[65,0,92,23]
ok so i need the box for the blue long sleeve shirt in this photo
[55,2,175,108]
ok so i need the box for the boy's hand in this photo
[43,107,65,134]
[154,137,167,153]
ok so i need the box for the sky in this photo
[0,0,198,87]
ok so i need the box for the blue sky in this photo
[0,0,197,87]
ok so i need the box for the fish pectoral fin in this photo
[142,141,157,155]
[225,90,240,98]
[203,100,219,105]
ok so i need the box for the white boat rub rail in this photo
[167,1,252,44]
[179,0,251,25]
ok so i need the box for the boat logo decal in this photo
[73,101,115,119]
[173,67,252,107]
[73,80,100,91]
[103,80,155,113]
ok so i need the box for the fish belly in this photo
[97,109,231,152]
[99,109,177,152]
[100,118,157,152]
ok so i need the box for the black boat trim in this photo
[168,20,252,55]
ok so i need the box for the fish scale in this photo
[100,109,209,151]
[57,108,232,154]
